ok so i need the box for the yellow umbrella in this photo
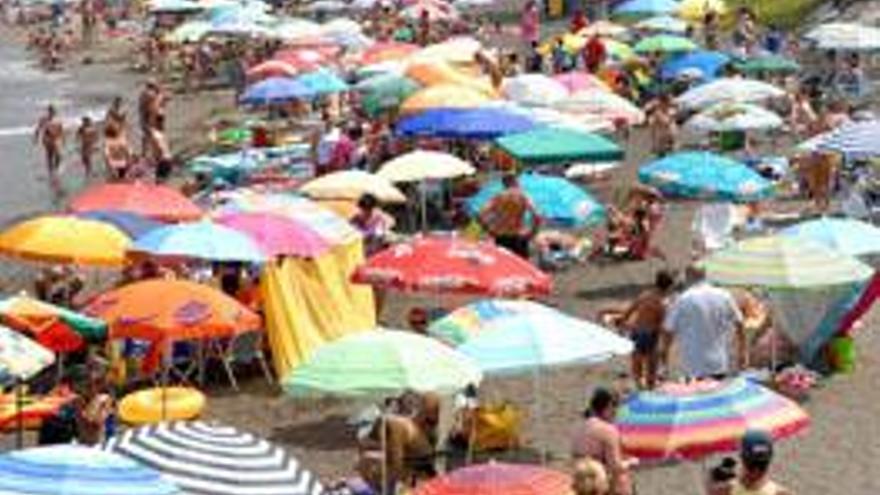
[405,61,496,95]
[400,84,496,114]
[300,170,406,203]
[376,150,475,183]
[678,0,727,22]
[0,215,131,267]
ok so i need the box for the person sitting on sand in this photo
[571,388,637,495]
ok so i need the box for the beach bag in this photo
[472,403,522,452]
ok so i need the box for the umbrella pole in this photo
[533,367,546,465]
[420,180,428,232]
[381,409,389,495]
[15,377,23,449]
[161,342,170,422]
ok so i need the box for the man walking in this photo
[478,174,541,259]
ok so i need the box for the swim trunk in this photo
[631,329,658,355]
[156,159,173,182]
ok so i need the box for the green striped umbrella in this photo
[703,236,873,289]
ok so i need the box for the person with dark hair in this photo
[710,431,792,495]
[351,193,395,256]
[478,174,541,259]
[706,457,737,495]
[571,388,636,495]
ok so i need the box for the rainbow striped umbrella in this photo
[616,378,809,460]
[703,236,873,289]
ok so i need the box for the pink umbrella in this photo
[247,60,299,81]
[215,212,331,257]
[553,73,609,94]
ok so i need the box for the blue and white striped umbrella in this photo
[0,445,180,495]
[817,120,880,159]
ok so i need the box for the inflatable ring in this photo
[119,387,205,425]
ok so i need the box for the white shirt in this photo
[664,282,743,378]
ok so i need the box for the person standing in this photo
[662,265,746,380]
[571,388,637,495]
[75,116,98,178]
[34,104,64,194]
[520,0,540,51]
[478,174,541,259]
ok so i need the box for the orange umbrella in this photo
[70,183,202,222]
[359,42,419,66]
[401,84,496,114]
[405,61,495,94]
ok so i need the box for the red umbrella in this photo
[352,235,552,296]
[69,183,202,222]
[415,462,572,495]
[275,47,338,71]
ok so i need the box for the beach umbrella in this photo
[284,329,481,397]
[165,20,212,43]
[613,0,679,19]
[617,379,809,460]
[130,221,265,263]
[404,61,494,94]
[660,50,730,81]
[734,55,800,75]
[414,463,572,495]
[0,215,130,267]
[246,59,299,81]
[816,120,880,159]
[781,217,880,258]
[271,18,322,42]
[554,89,645,125]
[502,74,569,107]
[69,183,203,222]
[275,47,337,71]
[395,107,539,140]
[357,41,419,65]
[240,77,314,105]
[148,0,202,13]
[495,128,623,166]
[684,102,784,133]
[603,38,636,62]
[401,84,496,114]
[78,210,164,239]
[676,78,785,110]
[300,170,406,203]
[703,235,873,289]
[466,173,605,228]
[552,72,610,93]
[376,150,475,182]
[0,445,180,494]
[638,152,774,202]
[805,22,880,51]
[356,73,420,115]
[294,69,349,95]
[0,293,106,353]
[0,326,54,386]
[519,106,615,134]
[411,37,482,64]
[104,421,324,495]
[352,235,552,296]
[402,0,459,20]
[578,20,628,38]
[677,0,726,21]
[635,14,687,33]
[634,34,697,55]
[86,279,261,342]
[207,18,274,38]
[214,212,332,258]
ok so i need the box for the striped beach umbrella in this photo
[103,421,324,495]
[617,379,809,460]
[414,462,572,495]
[703,235,873,289]
[817,120,880,159]
[0,444,180,494]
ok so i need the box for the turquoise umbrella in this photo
[734,55,801,75]
[295,69,349,96]
[613,0,679,19]
[496,128,623,166]
[130,220,265,263]
[781,217,880,258]
[466,173,605,228]
[638,151,775,202]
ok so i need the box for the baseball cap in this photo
[740,430,774,465]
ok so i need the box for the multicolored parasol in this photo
[0,326,55,386]
[0,293,107,353]
[414,462,573,495]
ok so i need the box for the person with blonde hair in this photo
[573,458,610,495]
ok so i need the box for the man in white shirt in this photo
[662,265,746,380]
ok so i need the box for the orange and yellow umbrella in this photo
[0,215,131,267]
[405,62,495,95]
[401,84,496,114]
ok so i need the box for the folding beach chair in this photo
[207,331,273,390]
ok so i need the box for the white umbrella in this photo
[578,20,628,38]
[685,102,784,133]
[554,89,646,125]
[805,22,880,51]
[635,14,688,33]
[300,170,407,203]
[502,74,570,107]
[676,78,785,111]
[270,18,322,41]
[377,150,475,182]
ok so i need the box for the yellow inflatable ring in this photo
[119,387,206,425]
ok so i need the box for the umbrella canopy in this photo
[352,235,552,296]
[805,22,880,51]
[552,72,609,93]
[70,183,202,222]
[246,59,299,80]
[148,0,203,13]
[166,20,212,43]
[376,150,475,182]
[613,0,679,19]
[414,462,572,495]
[502,74,569,107]
[240,77,314,105]
[395,107,539,140]
[78,210,165,239]
[677,0,726,21]
[0,326,54,386]
[301,170,405,203]
[284,329,482,397]
[104,421,324,495]
[635,14,687,33]
[271,18,322,42]
[0,215,130,267]
[660,51,730,81]
[356,73,420,116]
[466,173,605,228]
[734,55,800,75]
[496,128,623,166]
[578,20,628,38]
[411,37,482,64]
[638,152,774,202]
[130,221,265,263]
[0,294,107,353]
[404,61,492,93]
[86,279,261,342]
[676,78,785,111]
[703,235,874,289]
[634,34,697,55]
[294,69,349,95]
[816,120,880,159]
[357,41,419,65]
[617,379,809,460]
[214,212,332,258]
[553,90,645,125]
[781,217,880,257]
[401,84,496,114]
[0,445,180,495]
[684,102,784,133]
[430,300,632,373]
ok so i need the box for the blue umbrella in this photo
[613,0,679,18]
[294,69,349,95]
[396,107,540,140]
[817,119,880,159]
[240,77,314,105]
[78,210,164,239]
[0,445,180,495]
[466,173,605,228]
[131,221,265,262]
[638,152,775,202]
[661,51,731,81]
[781,217,880,257]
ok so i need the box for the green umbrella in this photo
[495,128,623,166]
[735,55,801,75]
[356,74,420,116]
[634,35,698,55]
[283,329,482,398]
